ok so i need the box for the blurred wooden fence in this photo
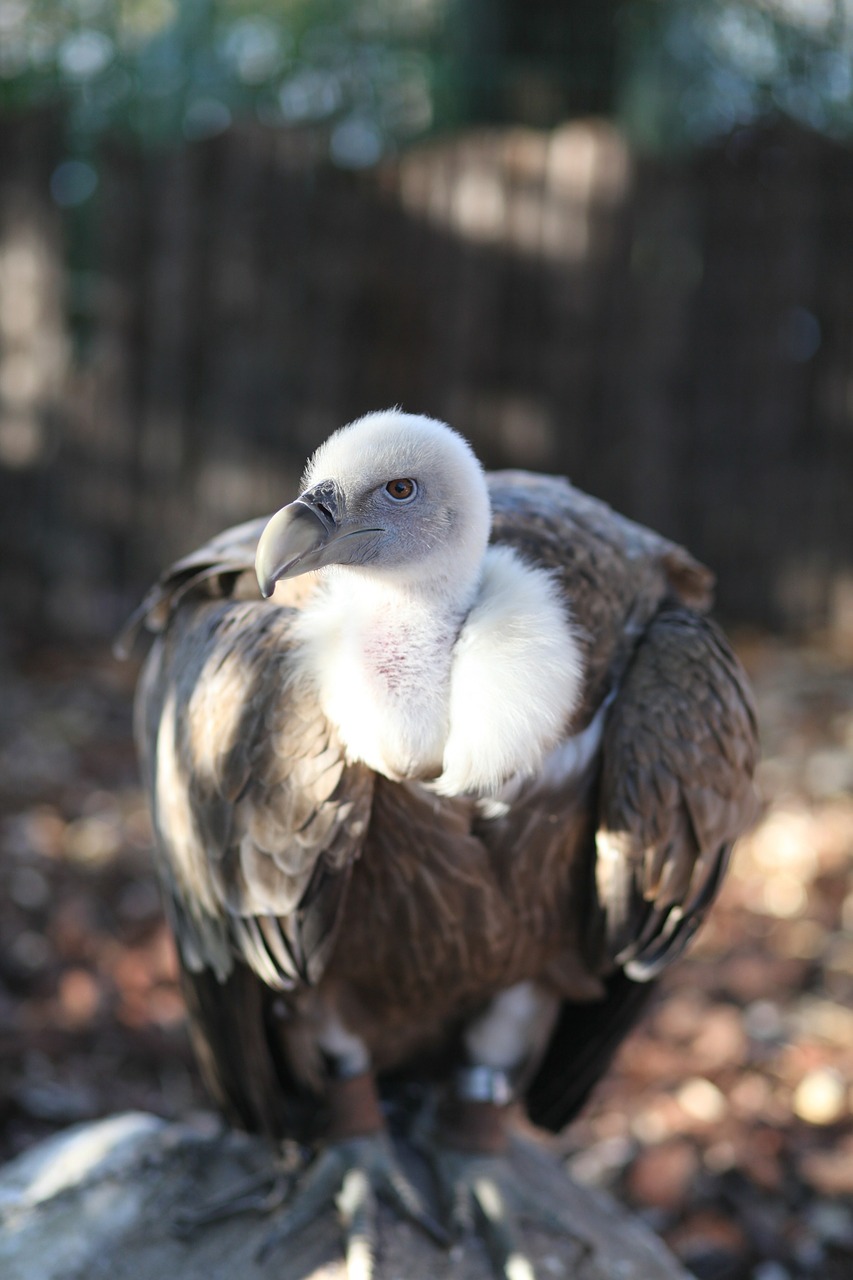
[1,111,852,639]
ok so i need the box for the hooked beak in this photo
[255,497,383,598]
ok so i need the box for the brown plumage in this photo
[128,411,758,1274]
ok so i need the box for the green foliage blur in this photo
[621,0,853,152]
[0,0,852,184]
[0,0,443,168]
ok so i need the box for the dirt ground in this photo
[0,630,851,1280]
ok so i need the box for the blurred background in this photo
[1,3,852,1278]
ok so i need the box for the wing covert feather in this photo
[596,608,759,978]
[137,590,373,991]
[488,472,715,727]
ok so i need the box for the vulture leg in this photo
[424,984,594,1279]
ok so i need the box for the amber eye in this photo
[385,478,417,501]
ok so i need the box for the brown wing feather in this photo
[488,472,715,727]
[116,517,269,656]
[595,607,759,979]
[134,528,373,994]
[527,606,756,1133]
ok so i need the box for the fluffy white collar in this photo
[292,545,584,797]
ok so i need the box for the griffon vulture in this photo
[128,410,758,1279]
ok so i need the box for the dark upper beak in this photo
[255,500,335,598]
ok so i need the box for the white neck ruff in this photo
[291,545,585,797]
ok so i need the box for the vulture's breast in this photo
[320,772,603,1073]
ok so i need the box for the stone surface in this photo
[0,1113,694,1280]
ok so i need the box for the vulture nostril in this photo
[315,502,333,523]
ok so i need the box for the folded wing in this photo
[596,607,759,979]
[135,524,373,991]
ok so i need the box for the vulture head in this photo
[256,410,492,608]
[254,409,583,796]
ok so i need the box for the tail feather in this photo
[180,963,308,1140]
[525,972,658,1132]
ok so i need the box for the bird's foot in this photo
[419,1098,594,1280]
[431,1145,595,1280]
[258,1131,447,1279]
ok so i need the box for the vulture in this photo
[128,409,758,1279]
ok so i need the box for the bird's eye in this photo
[384,478,417,502]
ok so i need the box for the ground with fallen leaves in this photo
[0,632,851,1280]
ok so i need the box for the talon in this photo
[505,1255,536,1280]
[338,1168,377,1280]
